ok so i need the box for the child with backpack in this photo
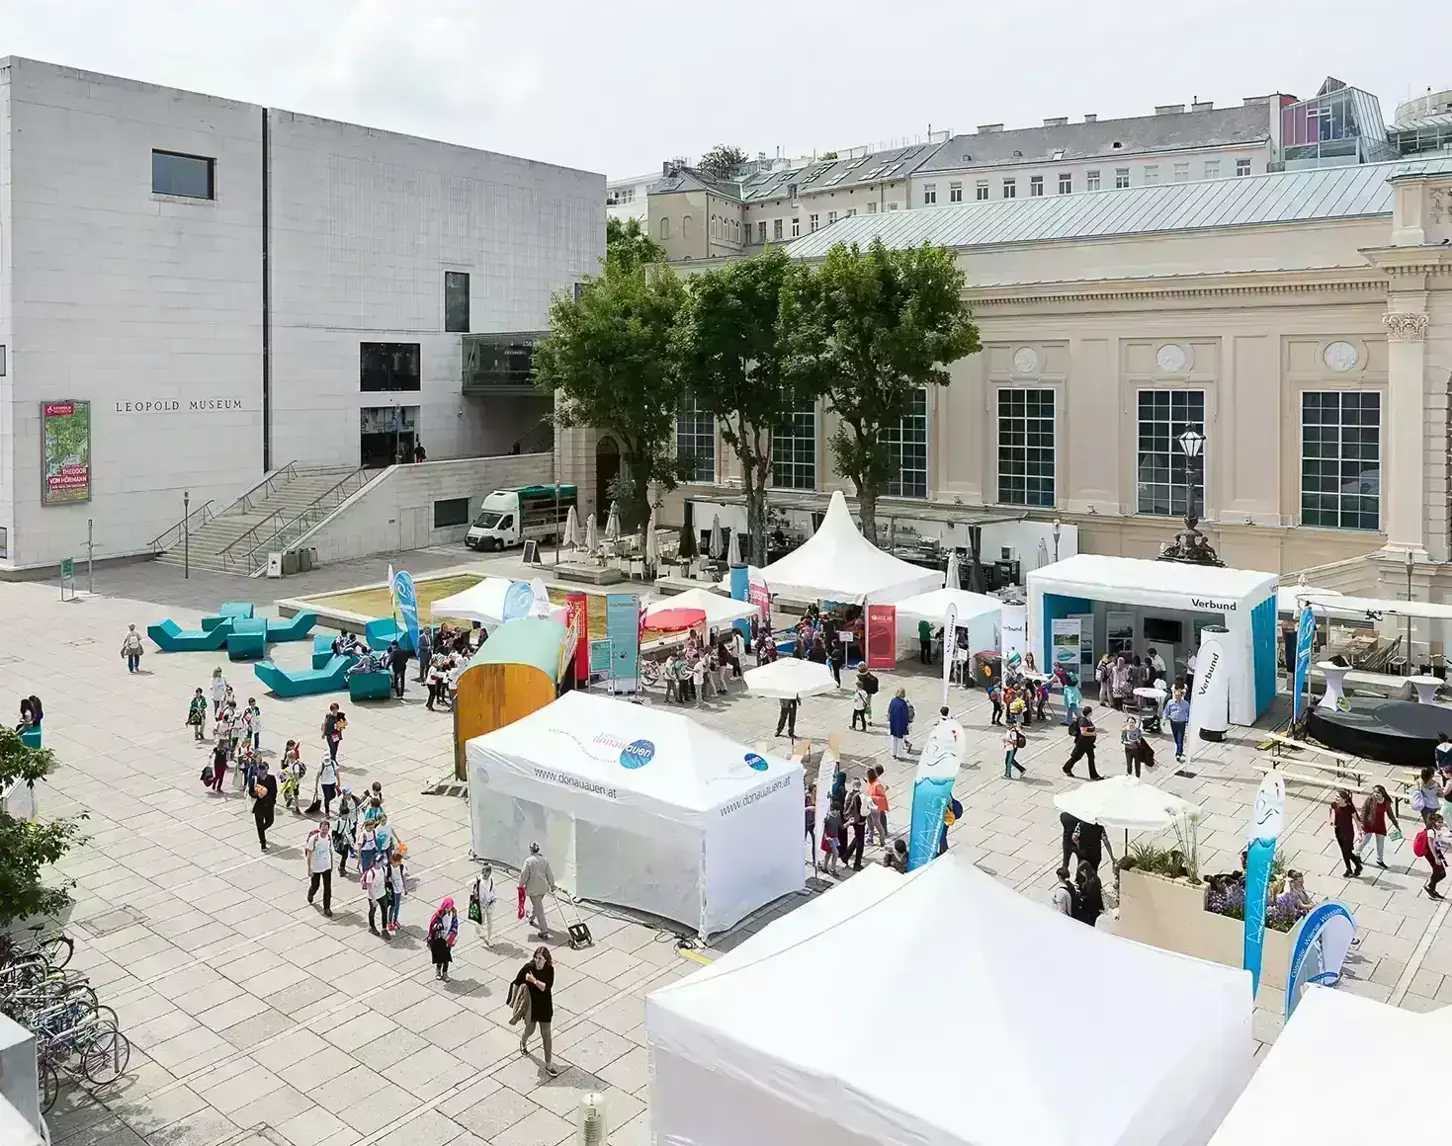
[1415,813,1447,900]
[857,667,878,726]
[1003,724,1027,778]
[187,688,207,741]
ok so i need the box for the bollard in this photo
[576,1092,608,1145]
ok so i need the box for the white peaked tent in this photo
[1208,986,1449,1146]
[754,490,942,603]
[431,577,567,629]
[647,856,1252,1146]
[643,588,758,632]
[466,692,803,936]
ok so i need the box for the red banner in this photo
[865,604,897,670]
[566,592,589,680]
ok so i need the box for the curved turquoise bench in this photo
[349,670,392,702]
[267,611,317,643]
[312,633,337,670]
[227,618,268,661]
[149,619,231,652]
[202,602,255,630]
[253,654,356,697]
[364,618,412,652]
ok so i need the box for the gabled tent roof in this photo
[755,490,942,603]
[644,588,757,628]
[431,577,567,628]
[892,586,1003,624]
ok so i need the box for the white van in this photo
[465,484,578,551]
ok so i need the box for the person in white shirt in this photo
[1146,647,1167,687]
[1051,866,1076,916]
[305,818,334,917]
[209,668,229,720]
[473,863,497,946]
[317,752,339,816]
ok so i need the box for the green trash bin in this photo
[297,548,313,573]
[282,550,300,576]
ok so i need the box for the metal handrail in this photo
[148,501,215,556]
[237,460,299,514]
[221,465,376,573]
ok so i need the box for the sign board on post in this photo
[1051,617,1083,673]
[42,401,92,505]
[1000,604,1027,669]
[605,593,641,693]
[522,539,540,565]
[566,592,590,680]
[588,639,612,677]
[865,604,897,670]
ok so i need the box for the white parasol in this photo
[645,505,659,567]
[727,528,741,567]
[1054,775,1200,833]
[743,658,839,700]
[564,505,580,550]
[710,514,724,559]
[585,512,598,553]
[605,502,621,543]
[944,548,960,591]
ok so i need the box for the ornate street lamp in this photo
[1158,428,1224,566]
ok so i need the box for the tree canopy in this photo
[0,728,86,927]
[697,144,748,181]
[605,215,665,272]
[782,238,980,541]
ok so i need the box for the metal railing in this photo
[219,465,377,573]
[236,461,299,513]
[148,500,215,556]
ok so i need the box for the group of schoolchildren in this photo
[190,668,266,794]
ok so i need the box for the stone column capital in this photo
[1383,311,1429,341]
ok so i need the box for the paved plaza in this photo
[4,561,1450,1146]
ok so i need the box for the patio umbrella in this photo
[727,528,741,567]
[645,505,660,567]
[564,505,580,550]
[1054,775,1201,853]
[710,514,724,559]
[646,607,708,632]
[605,502,621,543]
[585,512,598,553]
[944,548,960,591]
[743,658,839,700]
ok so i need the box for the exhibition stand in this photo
[466,691,803,937]
[647,856,1252,1146]
[431,577,568,630]
[644,588,757,634]
[1027,555,1279,725]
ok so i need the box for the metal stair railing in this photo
[236,460,300,513]
[148,500,216,556]
[219,465,378,574]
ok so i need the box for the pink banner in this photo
[865,605,897,670]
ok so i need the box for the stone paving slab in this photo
[1,571,1444,1145]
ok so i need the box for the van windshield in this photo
[473,511,503,529]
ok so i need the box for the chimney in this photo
[1042,117,1068,127]
[1154,104,1186,115]
[1191,100,1213,113]
[1083,114,1097,123]
[977,123,1004,134]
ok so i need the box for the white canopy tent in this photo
[753,490,942,603]
[466,692,803,937]
[1027,555,1280,725]
[893,587,1003,655]
[647,856,1253,1146]
[431,577,567,630]
[1208,986,1447,1146]
[644,588,758,632]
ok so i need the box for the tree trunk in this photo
[857,478,880,548]
[742,424,771,567]
[618,456,653,533]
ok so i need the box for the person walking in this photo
[388,641,409,698]
[519,842,556,940]
[1063,704,1101,780]
[362,858,388,935]
[866,766,890,843]
[1074,869,1106,927]
[1061,674,1082,727]
[244,697,262,753]
[843,778,867,872]
[427,898,458,980]
[1121,715,1144,778]
[385,846,406,934]
[1411,767,1441,828]
[918,618,933,664]
[1416,813,1447,900]
[318,751,339,816]
[1330,789,1364,878]
[187,688,208,741]
[472,863,497,946]
[775,697,798,740]
[856,666,877,728]
[1051,867,1079,917]
[415,625,433,684]
[209,738,229,793]
[512,947,559,1076]
[121,624,145,673]
[1165,687,1191,763]
[850,679,869,732]
[1003,724,1026,778]
[888,688,911,760]
[252,761,277,851]
[1358,785,1400,870]
[322,703,345,764]
[987,682,1003,725]
[305,818,335,916]
[210,667,229,720]
[828,641,844,687]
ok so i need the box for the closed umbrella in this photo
[710,514,724,560]
[727,529,741,567]
[743,658,839,700]
[944,548,960,591]
[585,512,598,553]
[606,502,621,543]
[645,506,660,567]
[564,505,580,550]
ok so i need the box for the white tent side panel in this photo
[702,773,804,937]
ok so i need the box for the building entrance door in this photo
[360,406,418,468]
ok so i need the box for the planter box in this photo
[1118,868,1303,991]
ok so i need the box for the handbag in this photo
[200,766,214,785]
[517,885,527,920]
[467,888,482,924]
[508,981,532,1026]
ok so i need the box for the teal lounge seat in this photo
[148,619,231,652]
[267,611,317,643]
[312,633,337,670]
[349,671,393,702]
[365,618,411,652]
[227,618,268,661]
[253,654,357,698]
[202,602,255,630]
[19,726,41,750]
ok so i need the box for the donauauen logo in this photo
[1190,598,1235,612]
[114,399,244,413]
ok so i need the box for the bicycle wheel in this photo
[92,1005,118,1031]
[40,934,73,970]
[81,1028,130,1086]
[39,1059,59,1113]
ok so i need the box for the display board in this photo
[42,400,91,505]
[865,604,897,670]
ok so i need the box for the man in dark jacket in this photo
[253,761,278,851]
[388,641,410,697]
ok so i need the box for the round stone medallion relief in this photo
[1012,347,1039,375]
[1156,343,1188,374]
[1323,341,1358,373]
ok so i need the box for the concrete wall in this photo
[0,57,264,568]
[297,452,552,564]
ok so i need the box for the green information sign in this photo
[60,558,74,580]
[588,639,612,675]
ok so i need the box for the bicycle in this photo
[0,924,73,970]
[32,1003,129,1113]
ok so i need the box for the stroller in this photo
[1137,688,1164,734]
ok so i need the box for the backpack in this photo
[1060,880,1081,918]
[1414,829,1430,859]
[861,672,879,696]
[1015,730,1027,749]
[906,701,916,724]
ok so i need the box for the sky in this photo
[0,0,1447,179]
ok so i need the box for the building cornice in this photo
[1359,245,1452,275]
[968,271,1387,309]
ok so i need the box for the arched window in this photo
[659,216,670,240]
[682,214,693,239]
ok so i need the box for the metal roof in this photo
[783,161,1410,258]
[735,143,939,203]
[917,104,1272,174]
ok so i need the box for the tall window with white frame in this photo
[771,408,817,491]
[1058,172,1072,194]
[1003,178,1016,199]
[997,389,1056,507]
[676,395,716,483]
[1300,391,1381,530]
[976,180,990,200]
[1029,175,1044,197]
[883,389,929,498]
[1136,390,1206,516]
[1115,168,1130,189]
[949,181,963,202]
[1086,170,1101,191]
[923,183,937,205]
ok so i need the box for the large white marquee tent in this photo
[465,691,803,937]
[754,490,942,603]
[430,576,567,629]
[647,856,1252,1146]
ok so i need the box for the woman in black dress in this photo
[513,946,558,1076]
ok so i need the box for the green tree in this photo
[673,247,802,564]
[605,216,665,272]
[697,144,748,181]
[782,238,980,543]
[0,728,86,926]
[534,262,688,531]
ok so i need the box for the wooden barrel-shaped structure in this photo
[452,617,569,780]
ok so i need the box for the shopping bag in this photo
[517,885,527,920]
[200,766,214,786]
[467,890,482,924]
